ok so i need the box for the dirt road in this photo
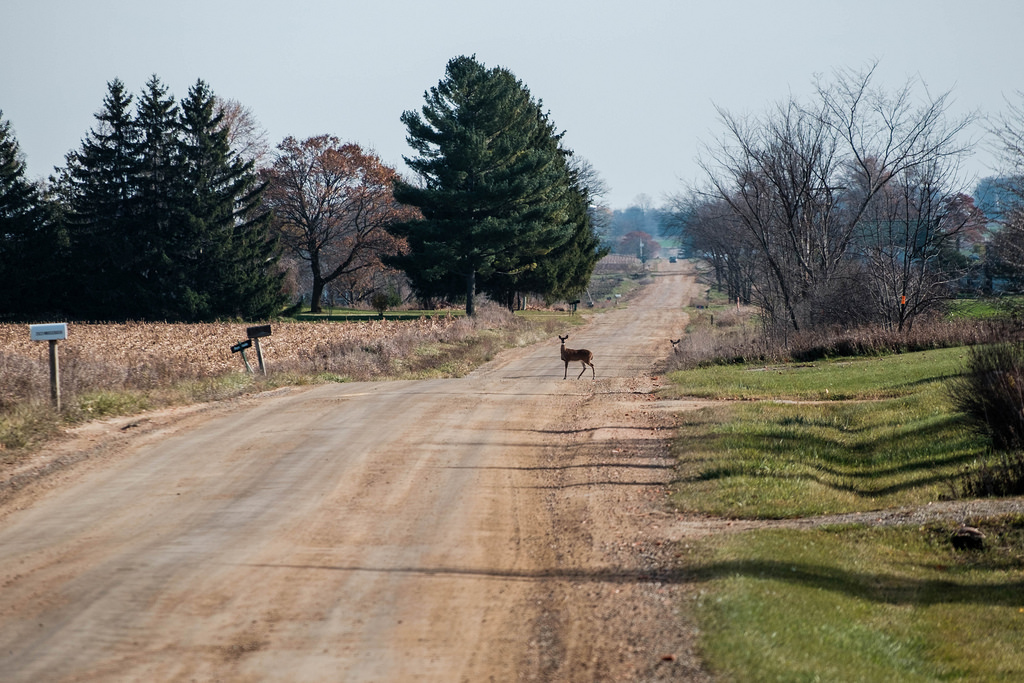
[0,262,711,682]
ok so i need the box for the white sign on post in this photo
[30,323,68,341]
[29,323,68,411]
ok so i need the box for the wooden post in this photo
[246,325,272,376]
[231,338,254,373]
[30,324,67,412]
[49,339,61,411]
[240,348,253,374]
[253,337,266,375]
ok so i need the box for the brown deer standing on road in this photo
[559,335,595,380]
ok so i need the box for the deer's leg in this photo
[577,361,588,380]
[564,360,569,379]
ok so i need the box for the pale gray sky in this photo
[2,0,1021,208]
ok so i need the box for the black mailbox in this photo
[246,324,272,339]
[231,339,253,353]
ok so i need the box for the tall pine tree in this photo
[55,77,284,321]
[171,80,284,320]
[133,75,180,314]
[497,172,609,306]
[62,79,141,319]
[0,112,53,317]
[389,55,586,315]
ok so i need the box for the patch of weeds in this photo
[309,372,349,384]
[948,341,1024,451]
[956,451,1024,498]
[920,515,1024,571]
[72,390,152,420]
[0,403,62,456]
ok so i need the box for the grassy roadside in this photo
[665,348,1024,681]
[692,520,1024,682]
[662,346,968,402]
[666,349,979,518]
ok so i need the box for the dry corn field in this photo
[0,315,509,407]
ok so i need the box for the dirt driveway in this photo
[0,262,712,682]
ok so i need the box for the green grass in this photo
[75,389,152,419]
[665,343,1024,680]
[946,298,1002,320]
[693,519,1024,682]
[664,347,969,401]
[705,286,733,306]
[671,388,981,518]
[667,347,984,518]
[284,307,466,322]
[946,296,1023,321]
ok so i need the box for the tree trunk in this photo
[465,270,476,317]
[310,275,325,313]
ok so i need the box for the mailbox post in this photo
[246,325,272,375]
[30,323,68,411]
[231,325,271,375]
[231,339,254,373]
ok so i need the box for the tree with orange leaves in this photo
[261,136,415,312]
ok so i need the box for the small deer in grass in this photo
[558,335,595,380]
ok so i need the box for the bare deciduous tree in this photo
[989,90,1024,179]
[567,155,612,241]
[215,97,270,168]
[857,159,981,331]
[699,63,973,335]
[262,136,416,312]
[664,191,756,304]
[984,91,1024,288]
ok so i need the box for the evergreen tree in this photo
[502,177,609,306]
[0,112,51,317]
[389,55,583,315]
[482,157,609,307]
[62,79,141,318]
[172,80,284,320]
[54,77,283,321]
[133,75,180,313]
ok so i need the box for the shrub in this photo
[667,312,1020,371]
[958,452,1024,498]
[371,289,402,318]
[949,342,1024,452]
